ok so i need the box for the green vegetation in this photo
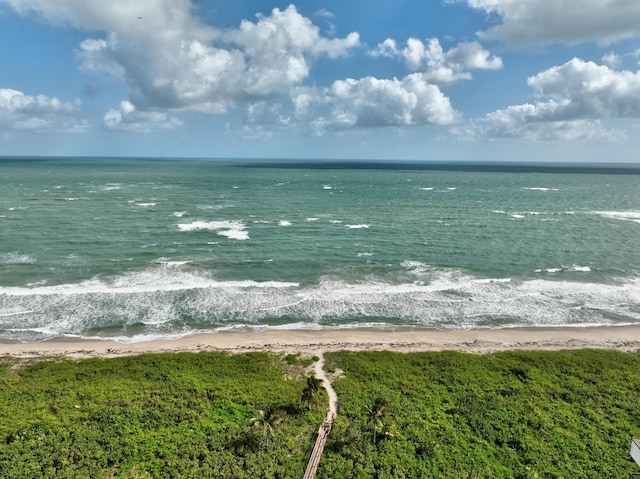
[0,352,324,478]
[321,349,640,478]
[1,349,639,478]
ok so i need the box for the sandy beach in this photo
[1,325,639,359]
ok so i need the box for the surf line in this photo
[0,310,34,317]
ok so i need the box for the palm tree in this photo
[250,407,284,449]
[365,397,391,445]
[301,374,323,410]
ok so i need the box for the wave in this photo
[177,220,249,240]
[1,267,638,342]
[592,210,640,224]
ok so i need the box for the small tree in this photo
[365,397,395,445]
[250,408,284,449]
[301,375,324,410]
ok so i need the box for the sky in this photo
[1,0,640,162]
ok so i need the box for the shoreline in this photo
[1,325,640,359]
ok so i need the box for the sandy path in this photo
[313,352,338,414]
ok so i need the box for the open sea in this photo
[1,157,639,342]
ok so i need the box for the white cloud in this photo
[455,106,626,142]
[371,37,501,83]
[463,0,640,46]
[2,1,359,115]
[294,74,460,134]
[244,102,290,126]
[456,58,640,141]
[602,52,621,68]
[527,58,640,118]
[103,100,183,132]
[0,87,86,131]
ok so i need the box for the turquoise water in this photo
[1,158,639,341]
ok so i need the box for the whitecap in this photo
[419,187,434,191]
[447,187,457,191]
[306,218,320,222]
[323,185,333,190]
[592,210,640,224]
[136,203,157,207]
[278,220,292,227]
[218,229,250,241]
[524,187,559,191]
[571,265,592,272]
[173,211,187,217]
[345,224,370,229]
[511,214,525,219]
[154,258,193,267]
[177,220,249,240]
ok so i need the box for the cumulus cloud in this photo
[527,58,640,118]
[371,37,501,83]
[103,100,183,132]
[455,106,626,142]
[462,0,640,46]
[456,58,640,141]
[1,1,359,117]
[294,74,460,134]
[0,87,86,131]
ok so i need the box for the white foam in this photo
[592,210,640,224]
[177,220,249,240]
[401,261,432,274]
[447,187,457,191]
[358,252,374,257]
[571,265,592,272]
[345,224,370,229]
[173,211,187,217]
[0,253,36,264]
[0,270,299,297]
[306,218,320,222]
[323,185,333,190]
[136,203,157,207]
[154,258,193,267]
[512,214,525,219]
[278,220,292,227]
[1,270,639,341]
[218,229,250,240]
[535,265,591,273]
[419,187,434,191]
[524,187,559,191]
[100,184,123,191]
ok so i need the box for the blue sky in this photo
[1,0,640,162]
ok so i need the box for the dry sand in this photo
[1,325,640,360]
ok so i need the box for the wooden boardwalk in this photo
[303,410,335,479]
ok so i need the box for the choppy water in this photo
[1,158,639,341]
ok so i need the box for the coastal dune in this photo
[1,325,639,359]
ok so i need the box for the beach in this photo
[2,325,639,359]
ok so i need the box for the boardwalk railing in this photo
[303,410,335,479]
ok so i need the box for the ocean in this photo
[1,157,639,342]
